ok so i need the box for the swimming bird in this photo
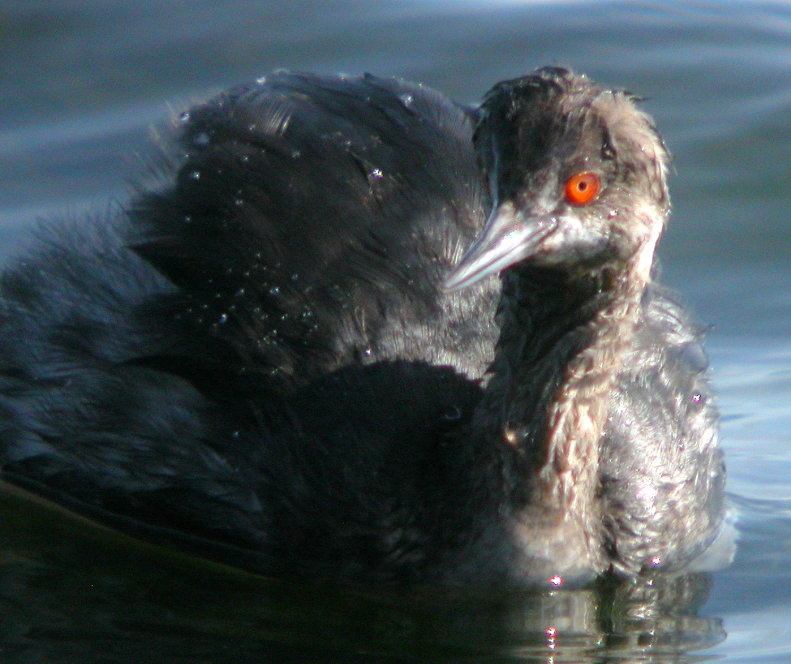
[0,67,724,585]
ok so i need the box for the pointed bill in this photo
[443,202,557,292]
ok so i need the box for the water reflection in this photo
[0,483,724,663]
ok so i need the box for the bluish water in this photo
[0,1,789,662]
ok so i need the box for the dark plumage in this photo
[0,68,725,586]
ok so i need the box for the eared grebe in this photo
[0,67,724,585]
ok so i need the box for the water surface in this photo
[1,1,789,662]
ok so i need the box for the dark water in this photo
[1,1,789,661]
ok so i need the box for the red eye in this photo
[564,172,600,206]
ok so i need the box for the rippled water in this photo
[1,1,789,662]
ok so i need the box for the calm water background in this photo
[1,1,789,662]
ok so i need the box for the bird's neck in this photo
[481,256,650,524]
